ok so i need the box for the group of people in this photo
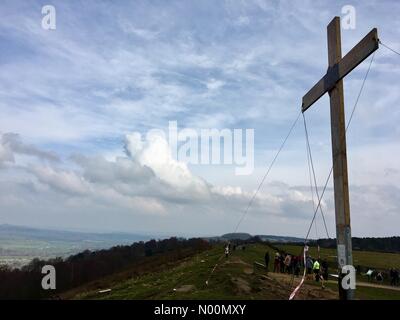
[224,243,246,258]
[268,251,328,287]
[366,268,399,286]
[270,252,302,276]
[225,244,400,290]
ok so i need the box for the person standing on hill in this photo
[264,251,270,273]
[313,259,325,289]
[274,252,280,273]
[284,254,292,274]
[225,245,229,258]
[279,254,285,273]
[390,268,395,286]
[390,268,399,286]
[376,271,383,283]
[306,256,313,280]
[292,255,300,277]
[285,254,292,274]
[313,259,320,282]
[321,259,329,281]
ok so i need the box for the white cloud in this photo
[31,166,89,196]
[0,132,59,165]
[124,132,209,196]
[206,79,225,91]
[0,141,14,164]
[120,21,160,40]
[0,132,334,233]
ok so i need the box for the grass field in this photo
[319,281,400,300]
[274,244,400,270]
[69,243,400,300]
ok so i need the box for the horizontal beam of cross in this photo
[302,28,379,112]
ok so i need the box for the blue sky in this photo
[0,0,399,237]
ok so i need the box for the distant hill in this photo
[255,235,305,243]
[221,233,252,240]
[206,232,305,243]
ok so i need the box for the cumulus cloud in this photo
[0,140,14,164]
[124,132,211,198]
[0,132,322,223]
[30,166,90,196]
[0,131,399,236]
[0,132,59,165]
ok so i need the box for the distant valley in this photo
[0,224,154,268]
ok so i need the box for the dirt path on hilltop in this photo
[264,271,338,300]
[224,256,338,300]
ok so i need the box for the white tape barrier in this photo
[289,245,308,300]
[205,253,225,286]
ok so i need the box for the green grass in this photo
[72,243,400,300]
[355,285,400,300]
[317,281,400,300]
[74,243,283,300]
[75,247,219,299]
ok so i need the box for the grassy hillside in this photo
[67,243,400,300]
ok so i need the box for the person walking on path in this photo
[321,259,329,281]
[313,259,325,289]
[306,256,313,280]
[284,254,292,274]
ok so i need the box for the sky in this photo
[0,0,399,238]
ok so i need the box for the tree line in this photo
[0,237,210,299]
[309,236,400,253]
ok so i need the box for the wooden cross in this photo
[302,17,379,300]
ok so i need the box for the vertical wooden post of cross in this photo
[302,16,379,299]
[327,17,353,300]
